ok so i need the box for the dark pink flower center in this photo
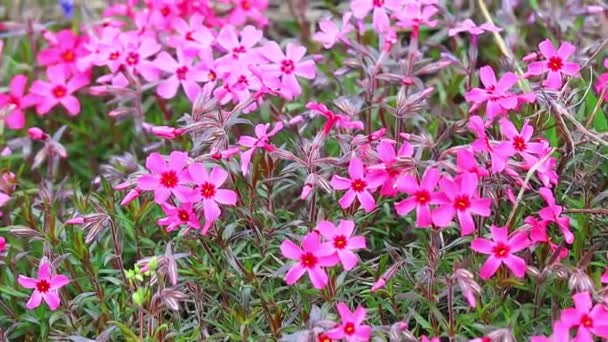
[199,182,216,199]
[493,243,510,258]
[232,46,246,58]
[344,322,356,335]
[109,51,120,61]
[185,31,194,41]
[414,190,431,204]
[36,279,50,293]
[52,85,67,98]
[547,56,563,72]
[160,6,171,17]
[176,66,188,81]
[317,334,331,342]
[280,59,295,74]
[62,50,75,62]
[208,70,217,81]
[177,210,189,222]
[453,195,470,211]
[8,96,20,106]
[237,75,249,85]
[481,337,491,342]
[126,52,139,66]
[160,171,178,188]
[512,136,527,152]
[351,179,367,192]
[581,314,593,328]
[333,235,347,249]
[373,0,384,7]
[241,0,251,10]
[301,252,317,268]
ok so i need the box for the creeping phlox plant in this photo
[0,0,607,341]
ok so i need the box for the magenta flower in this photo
[331,157,383,213]
[238,122,283,176]
[394,167,441,227]
[313,13,353,49]
[421,337,440,342]
[155,48,207,102]
[260,42,316,99]
[0,74,37,129]
[455,148,489,177]
[317,220,366,270]
[18,262,70,310]
[559,292,608,341]
[187,163,237,234]
[432,172,492,235]
[526,39,580,89]
[448,19,501,36]
[119,33,161,82]
[157,202,200,233]
[351,0,402,32]
[538,187,573,244]
[30,66,89,116]
[280,232,338,289]
[467,115,512,173]
[594,58,608,100]
[137,151,195,204]
[497,119,546,165]
[531,321,571,342]
[37,29,88,75]
[471,226,530,280]
[367,140,414,197]
[227,0,269,27]
[305,102,363,135]
[465,65,519,120]
[395,2,439,34]
[326,302,372,341]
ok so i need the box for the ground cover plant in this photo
[0,0,608,341]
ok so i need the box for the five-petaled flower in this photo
[326,302,372,341]
[395,167,441,227]
[471,225,530,280]
[316,220,366,271]
[526,39,580,89]
[280,232,338,289]
[331,157,383,213]
[559,292,608,342]
[18,262,70,310]
[137,151,195,204]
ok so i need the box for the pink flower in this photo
[158,202,200,232]
[216,25,263,68]
[30,66,89,116]
[326,302,372,341]
[421,337,440,342]
[559,292,608,341]
[395,2,439,34]
[531,321,571,342]
[37,29,89,75]
[305,102,363,135]
[367,140,414,197]
[526,216,568,261]
[316,220,366,270]
[260,42,316,99]
[280,232,338,289]
[137,151,194,204]
[467,115,512,173]
[119,33,161,82]
[0,75,37,129]
[497,119,546,165]
[465,66,519,120]
[351,0,402,32]
[155,48,207,102]
[227,0,269,27]
[238,122,283,176]
[18,262,70,310]
[167,14,214,53]
[187,163,237,234]
[538,187,573,244]
[526,39,580,89]
[448,19,501,36]
[471,225,530,280]
[432,172,492,235]
[331,157,382,213]
[313,13,353,49]
[394,167,441,227]
[455,148,489,177]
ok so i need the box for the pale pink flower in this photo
[317,220,366,270]
[351,0,402,32]
[118,33,161,82]
[326,302,372,341]
[538,187,573,244]
[238,122,283,176]
[158,202,200,232]
[331,157,383,213]
[305,102,364,135]
[559,292,608,341]
[471,225,530,280]
[260,42,316,99]
[30,66,89,116]
[155,48,207,102]
[526,39,580,89]
[395,167,441,227]
[280,232,338,289]
[0,74,37,129]
[313,13,354,49]
[432,172,492,235]
[367,140,414,197]
[187,163,237,234]
[465,66,520,120]
[137,151,195,204]
[167,14,214,53]
[18,262,70,310]
[448,19,501,36]
[395,2,439,34]
[216,25,263,68]
[467,115,512,173]
[227,0,269,27]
